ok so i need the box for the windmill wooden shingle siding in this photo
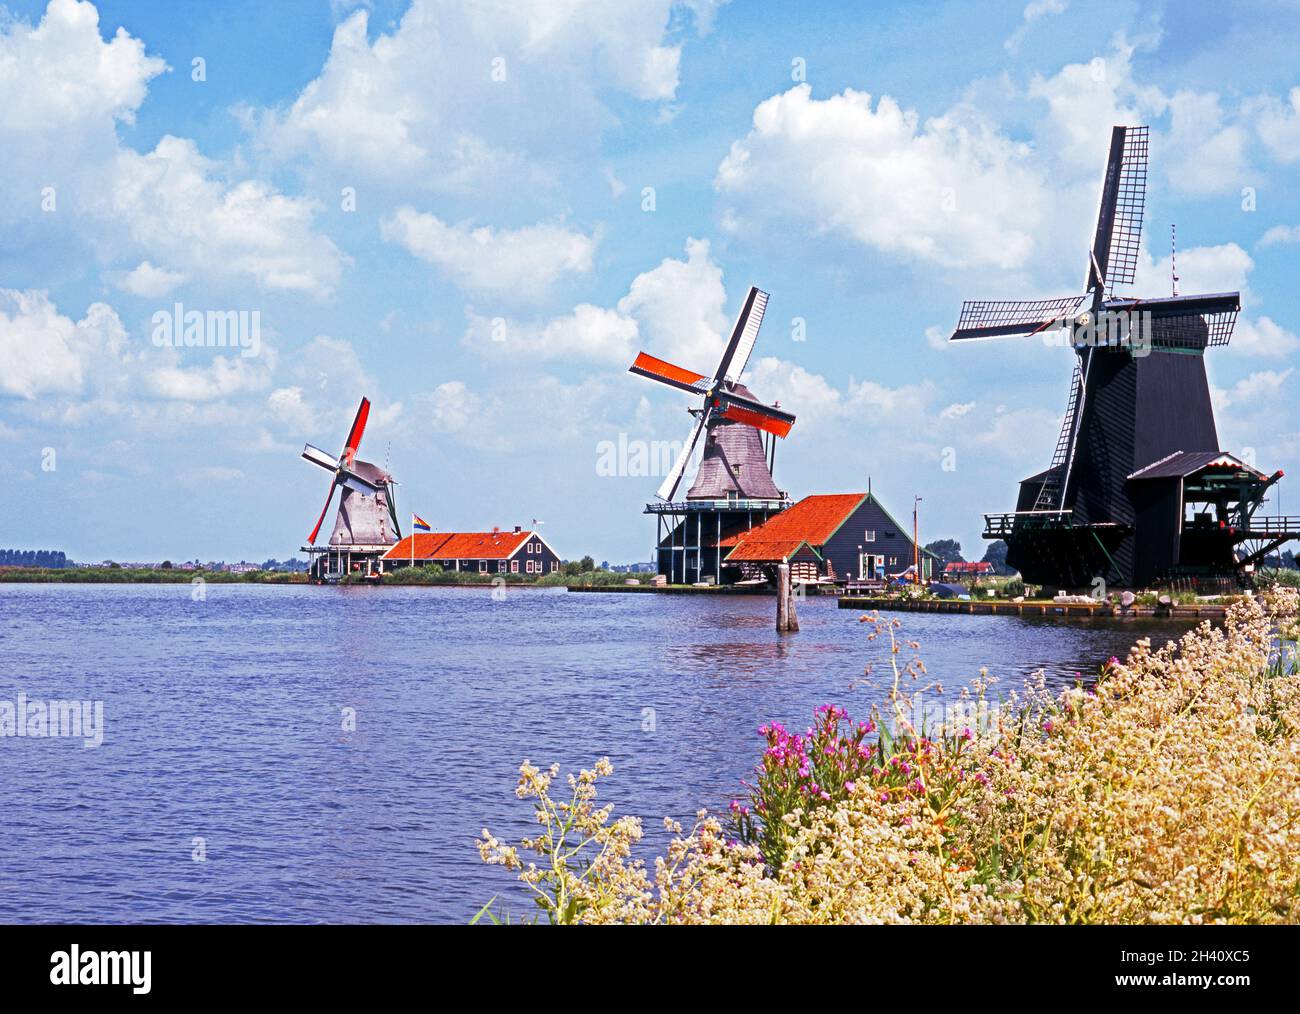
[952,126,1300,589]
[628,285,796,583]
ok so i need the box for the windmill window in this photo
[864,530,876,542]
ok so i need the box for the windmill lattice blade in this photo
[1088,126,1148,294]
[656,411,710,501]
[306,479,338,545]
[1104,126,1147,292]
[301,443,340,472]
[1106,292,1240,350]
[723,287,769,384]
[713,286,764,384]
[628,352,710,395]
[341,397,371,466]
[951,295,1085,340]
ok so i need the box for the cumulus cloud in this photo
[1250,87,1300,165]
[1230,317,1300,359]
[716,84,1045,271]
[0,289,127,398]
[254,0,694,190]
[1005,0,1068,53]
[0,1,344,298]
[462,237,730,369]
[115,261,187,298]
[464,304,638,363]
[382,208,597,303]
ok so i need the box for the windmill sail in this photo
[721,287,769,383]
[950,295,1086,341]
[629,352,710,394]
[657,411,711,501]
[629,284,792,502]
[1089,125,1148,295]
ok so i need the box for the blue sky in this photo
[1,0,1297,564]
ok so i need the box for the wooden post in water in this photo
[776,563,800,632]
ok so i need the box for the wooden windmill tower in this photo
[951,126,1298,590]
[628,286,797,583]
[299,397,402,582]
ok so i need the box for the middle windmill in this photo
[628,286,797,583]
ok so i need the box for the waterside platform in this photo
[837,596,1229,619]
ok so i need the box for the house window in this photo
[499,560,507,572]
[479,560,487,573]
[864,530,876,542]
[551,561,559,573]
[511,560,519,573]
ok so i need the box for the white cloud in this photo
[0,289,127,398]
[428,380,480,435]
[145,352,274,402]
[382,208,596,303]
[716,84,1045,271]
[617,237,728,367]
[1161,90,1249,196]
[425,374,612,451]
[0,2,344,299]
[1250,87,1300,165]
[1134,242,1254,299]
[1218,369,1294,408]
[1230,317,1300,358]
[1005,0,1068,53]
[116,261,187,298]
[1260,224,1300,246]
[464,304,638,363]
[461,237,729,369]
[0,0,165,138]
[255,1,693,190]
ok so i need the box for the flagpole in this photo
[411,514,414,570]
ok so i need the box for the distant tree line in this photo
[0,549,70,568]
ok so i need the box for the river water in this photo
[0,583,1195,923]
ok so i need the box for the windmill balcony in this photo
[645,497,790,514]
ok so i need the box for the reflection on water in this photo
[0,584,1197,923]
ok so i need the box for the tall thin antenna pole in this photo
[1171,224,1179,297]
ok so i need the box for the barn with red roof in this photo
[381,526,561,577]
[719,492,938,585]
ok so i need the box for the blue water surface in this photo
[0,584,1193,923]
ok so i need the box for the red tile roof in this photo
[724,538,821,562]
[381,530,534,561]
[719,493,866,550]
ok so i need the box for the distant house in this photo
[719,493,938,584]
[943,561,995,578]
[381,527,561,576]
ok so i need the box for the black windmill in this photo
[628,286,796,583]
[951,125,1299,590]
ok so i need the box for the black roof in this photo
[1127,450,1260,480]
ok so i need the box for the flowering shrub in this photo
[479,589,1300,923]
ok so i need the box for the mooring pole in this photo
[776,562,799,632]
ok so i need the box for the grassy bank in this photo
[480,589,1300,924]
[0,567,307,584]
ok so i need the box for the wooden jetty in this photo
[837,596,1230,619]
